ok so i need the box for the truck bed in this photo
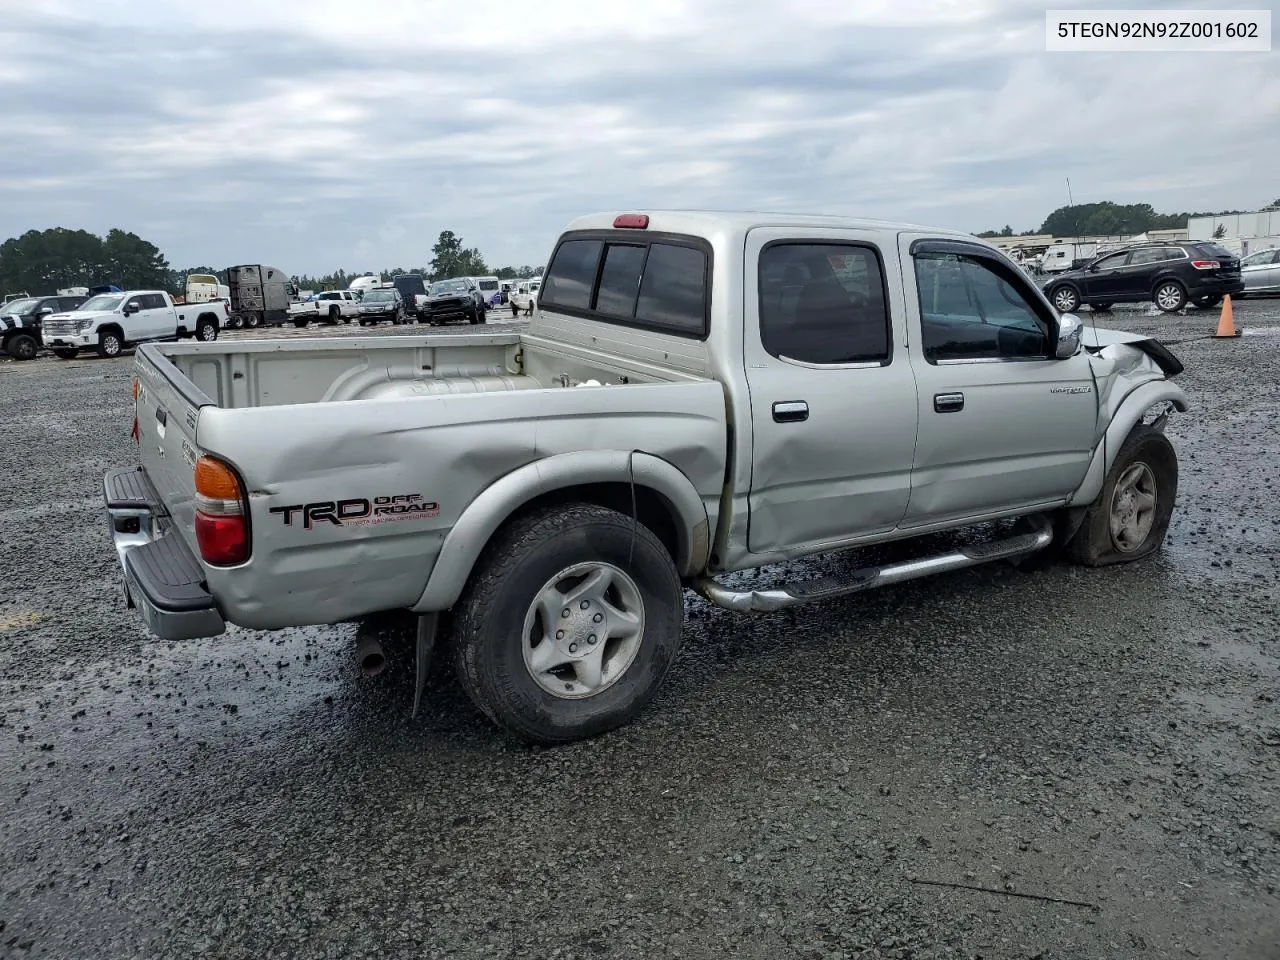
[131,332,727,631]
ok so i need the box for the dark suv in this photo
[420,278,487,325]
[1041,241,1243,314]
[0,294,88,360]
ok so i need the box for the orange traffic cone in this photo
[1214,294,1241,338]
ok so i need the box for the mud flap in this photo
[412,612,438,719]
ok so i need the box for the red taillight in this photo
[1190,259,1219,270]
[195,512,248,566]
[613,214,649,229]
[193,455,248,566]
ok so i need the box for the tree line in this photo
[975,197,1280,239]
[0,227,543,298]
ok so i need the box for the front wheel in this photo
[1154,281,1187,313]
[1067,424,1177,567]
[96,331,123,358]
[451,503,684,744]
[6,332,39,361]
[1050,285,1081,313]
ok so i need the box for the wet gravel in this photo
[1,302,1278,959]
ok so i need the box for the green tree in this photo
[98,229,171,289]
[428,230,489,280]
[1213,224,1227,239]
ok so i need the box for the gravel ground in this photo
[1,301,1278,960]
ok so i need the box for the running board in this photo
[693,523,1054,613]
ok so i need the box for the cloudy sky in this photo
[2,0,1277,274]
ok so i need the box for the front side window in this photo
[915,252,1051,363]
[1091,252,1130,271]
[759,243,890,365]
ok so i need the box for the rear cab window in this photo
[539,231,711,337]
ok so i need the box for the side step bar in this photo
[693,522,1054,613]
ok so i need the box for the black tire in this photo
[53,347,79,360]
[96,330,123,358]
[1089,302,1113,312]
[1066,424,1177,567]
[6,332,38,361]
[292,319,308,329]
[246,314,262,329]
[1153,280,1187,313]
[1191,294,1222,309]
[1049,284,1081,314]
[327,307,341,325]
[227,315,244,330]
[196,318,218,342]
[451,503,684,744]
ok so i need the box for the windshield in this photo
[0,298,37,315]
[363,290,396,302]
[430,280,469,296]
[79,295,124,311]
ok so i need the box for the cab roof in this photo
[562,209,976,239]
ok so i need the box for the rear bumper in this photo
[1191,277,1245,295]
[103,466,226,640]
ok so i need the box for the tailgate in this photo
[133,346,209,555]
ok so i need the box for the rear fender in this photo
[412,450,710,612]
[1070,380,1189,505]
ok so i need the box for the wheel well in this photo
[1152,276,1186,293]
[504,483,684,567]
[97,323,124,340]
[196,312,218,326]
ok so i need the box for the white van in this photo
[348,275,383,299]
[466,275,502,309]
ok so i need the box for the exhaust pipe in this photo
[356,631,387,677]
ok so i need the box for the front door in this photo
[1079,251,1132,301]
[900,236,1098,526]
[744,228,919,556]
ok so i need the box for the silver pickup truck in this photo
[103,211,1188,744]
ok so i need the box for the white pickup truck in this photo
[43,290,226,359]
[102,210,1188,744]
[286,290,360,326]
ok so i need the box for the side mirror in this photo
[1056,313,1084,359]
[37,307,54,316]
[123,302,139,316]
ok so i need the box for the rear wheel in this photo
[451,503,684,744]
[53,347,79,360]
[1050,284,1081,313]
[96,330,123,358]
[1067,424,1177,567]
[1154,280,1187,313]
[196,318,218,342]
[6,332,38,361]
[327,307,341,325]
[245,313,261,329]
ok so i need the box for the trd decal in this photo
[271,494,440,529]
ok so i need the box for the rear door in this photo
[744,228,919,554]
[900,236,1097,526]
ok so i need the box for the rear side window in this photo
[540,233,710,337]
[759,243,890,365]
[1194,242,1235,259]
[542,239,602,311]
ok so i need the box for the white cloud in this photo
[0,0,1277,274]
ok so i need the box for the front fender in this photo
[1070,379,1189,506]
[411,450,711,612]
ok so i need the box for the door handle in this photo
[772,400,809,423]
[933,392,964,413]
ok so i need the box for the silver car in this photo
[1239,248,1280,296]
